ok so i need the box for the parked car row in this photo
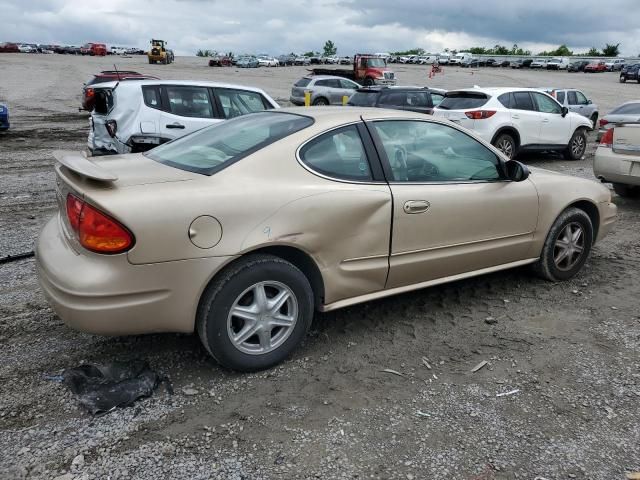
[0,42,146,55]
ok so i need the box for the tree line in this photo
[391,43,622,57]
[195,40,338,58]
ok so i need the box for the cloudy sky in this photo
[1,0,639,56]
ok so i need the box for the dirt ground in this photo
[0,53,639,480]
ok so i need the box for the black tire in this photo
[563,128,587,160]
[197,254,314,372]
[590,113,598,130]
[534,208,594,282]
[312,97,329,106]
[492,133,517,159]
[612,183,640,198]
[363,77,375,86]
[620,76,626,83]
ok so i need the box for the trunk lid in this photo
[613,123,640,157]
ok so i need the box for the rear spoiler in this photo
[53,150,118,182]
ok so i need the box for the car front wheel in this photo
[534,207,593,282]
[564,129,587,160]
[197,254,314,372]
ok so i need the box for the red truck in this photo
[80,43,107,56]
[311,54,396,86]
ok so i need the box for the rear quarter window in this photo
[295,78,311,87]
[438,92,489,110]
[348,91,379,107]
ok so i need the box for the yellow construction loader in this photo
[147,39,174,64]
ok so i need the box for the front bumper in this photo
[596,201,617,243]
[36,215,234,335]
[374,78,397,86]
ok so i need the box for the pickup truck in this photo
[311,54,396,86]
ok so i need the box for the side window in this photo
[165,86,213,118]
[299,125,372,181]
[360,58,367,68]
[371,120,500,182]
[142,86,161,110]
[497,93,512,108]
[327,79,341,89]
[533,93,562,114]
[406,92,430,108]
[513,92,535,111]
[379,92,406,107]
[575,91,588,105]
[215,89,270,119]
[339,79,359,90]
[556,91,565,104]
[315,79,330,87]
[430,92,444,106]
[567,91,578,105]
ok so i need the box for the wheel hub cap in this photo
[553,222,585,271]
[227,281,298,355]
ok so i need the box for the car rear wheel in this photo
[492,133,517,159]
[197,254,314,372]
[534,208,593,282]
[564,129,587,160]
[313,97,329,106]
[612,183,640,198]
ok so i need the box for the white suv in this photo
[88,80,279,155]
[433,87,593,160]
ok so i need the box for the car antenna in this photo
[113,64,121,90]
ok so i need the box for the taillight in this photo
[465,110,497,120]
[599,128,614,148]
[85,88,95,99]
[105,120,117,138]
[65,193,134,254]
[599,118,608,128]
[66,193,83,233]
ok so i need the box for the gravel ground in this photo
[1,53,639,480]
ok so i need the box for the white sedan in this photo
[258,57,279,67]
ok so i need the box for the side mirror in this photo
[561,106,569,117]
[505,160,530,182]
[587,99,592,104]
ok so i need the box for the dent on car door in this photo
[292,123,392,304]
[366,119,539,289]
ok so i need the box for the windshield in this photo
[438,92,489,110]
[366,58,386,68]
[348,91,378,107]
[146,112,314,175]
[550,58,562,62]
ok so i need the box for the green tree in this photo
[323,40,337,57]
[602,43,620,56]
[390,48,424,56]
[587,47,601,56]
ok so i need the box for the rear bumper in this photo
[594,147,640,188]
[36,215,234,335]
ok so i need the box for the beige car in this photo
[36,108,617,371]
[594,121,640,197]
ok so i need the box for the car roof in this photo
[276,106,435,124]
[306,75,354,81]
[445,87,549,96]
[90,79,270,93]
[355,86,430,92]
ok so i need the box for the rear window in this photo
[295,78,311,87]
[610,103,640,115]
[348,91,379,107]
[438,92,489,110]
[146,112,314,175]
[93,89,114,114]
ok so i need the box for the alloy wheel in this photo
[571,134,586,157]
[553,222,585,271]
[227,281,298,355]
[497,138,514,158]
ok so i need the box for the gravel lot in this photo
[1,53,639,480]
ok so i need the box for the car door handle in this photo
[403,200,430,214]
[166,123,185,129]
[512,114,520,119]
[542,118,550,123]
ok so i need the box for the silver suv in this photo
[290,76,361,106]
[542,88,599,128]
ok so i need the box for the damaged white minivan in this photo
[88,80,280,155]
